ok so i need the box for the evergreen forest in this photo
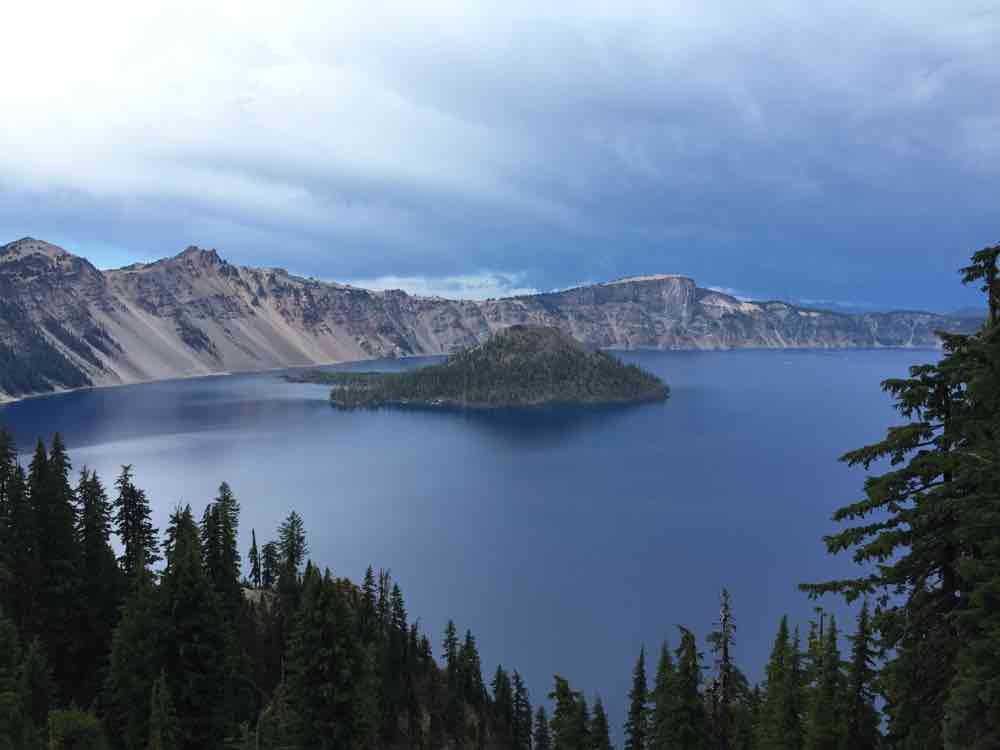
[0,247,997,749]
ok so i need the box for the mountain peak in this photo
[0,237,72,262]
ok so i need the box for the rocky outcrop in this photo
[0,237,979,399]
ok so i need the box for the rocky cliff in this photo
[0,238,978,400]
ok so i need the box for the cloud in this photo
[0,1,996,309]
[345,271,539,300]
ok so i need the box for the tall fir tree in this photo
[549,676,586,750]
[261,541,280,589]
[104,561,163,750]
[802,246,1000,750]
[30,435,82,698]
[673,627,708,750]
[805,617,843,750]
[591,695,614,750]
[534,706,552,750]
[159,504,227,750]
[512,669,533,750]
[651,639,676,750]
[148,670,179,750]
[840,602,879,750]
[624,646,648,750]
[248,529,261,589]
[113,465,160,579]
[708,589,737,750]
[75,468,122,705]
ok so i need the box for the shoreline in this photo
[0,344,943,407]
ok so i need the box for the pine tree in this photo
[549,676,585,750]
[805,617,843,750]
[443,619,461,733]
[75,468,122,705]
[3,463,37,637]
[651,639,676,750]
[512,669,533,750]
[459,629,486,707]
[352,643,381,750]
[159,504,227,750]
[285,564,358,749]
[248,529,261,589]
[148,670,179,750]
[0,613,21,748]
[708,589,737,750]
[104,563,163,750]
[261,541,280,589]
[802,247,1000,749]
[840,602,879,750]
[277,511,308,576]
[673,627,708,750]
[624,646,648,750]
[113,465,160,578]
[535,706,552,750]
[30,435,82,696]
[492,665,514,733]
[19,638,52,745]
[591,695,614,750]
[201,482,243,617]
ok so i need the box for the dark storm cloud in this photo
[1,2,997,307]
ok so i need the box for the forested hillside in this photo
[303,325,668,408]
[0,245,997,749]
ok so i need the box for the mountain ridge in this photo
[0,237,979,400]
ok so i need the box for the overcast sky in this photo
[1,1,997,309]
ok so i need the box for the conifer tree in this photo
[591,695,614,750]
[261,541,279,589]
[104,562,163,750]
[512,669,533,750]
[286,564,358,748]
[443,620,461,733]
[624,646,648,750]
[673,627,708,750]
[651,639,676,750]
[3,463,37,636]
[840,602,879,750]
[352,643,381,750]
[550,676,585,750]
[708,589,737,750]
[148,670,179,750]
[0,613,21,747]
[805,617,842,750]
[159,504,227,750]
[19,638,52,746]
[534,706,552,750]
[492,665,514,732]
[248,529,261,589]
[75,468,122,704]
[802,246,1000,749]
[113,465,160,578]
[277,511,308,576]
[459,629,486,707]
[30,435,82,695]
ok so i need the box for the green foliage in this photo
[48,707,108,750]
[148,671,178,750]
[113,466,160,579]
[534,706,552,750]
[623,646,648,750]
[312,324,668,408]
[590,696,614,750]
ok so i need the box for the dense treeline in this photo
[0,247,997,749]
[300,325,668,408]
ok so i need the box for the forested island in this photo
[290,325,669,409]
[0,246,997,749]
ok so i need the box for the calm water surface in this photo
[0,349,932,735]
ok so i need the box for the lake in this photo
[0,348,930,736]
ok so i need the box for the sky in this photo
[1,2,998,310]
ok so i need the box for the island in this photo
[289,324,669,409]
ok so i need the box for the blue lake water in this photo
[0,349,931,736]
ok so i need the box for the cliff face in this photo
[0,238,978,399]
